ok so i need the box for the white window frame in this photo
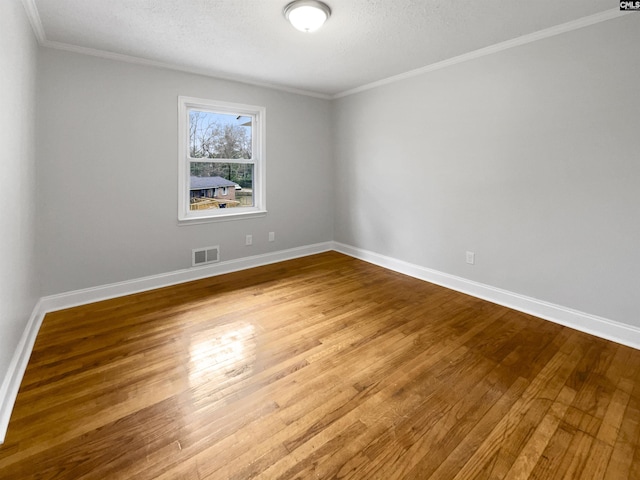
[178,96,266,223]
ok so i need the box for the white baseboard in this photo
[0,300,46,444]
[40,242,334,313]
[333,242,640,351]
[0,241,333,444]
[2,240,638,444]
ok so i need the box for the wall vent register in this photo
[192,246,220,266]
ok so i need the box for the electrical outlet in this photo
[245,234,253,246]
[466,251,475,265]
[268,231,275,242]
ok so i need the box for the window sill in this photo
[178,209,267,226]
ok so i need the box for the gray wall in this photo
[333,14,640,326]
[0,1,39,378]
[37,49,334,295]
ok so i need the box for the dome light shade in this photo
[284,1,331,33]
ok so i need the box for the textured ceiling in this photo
[31,0,616,97]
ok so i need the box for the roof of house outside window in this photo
[190,176,236,190]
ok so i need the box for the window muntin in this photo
[178,97,265,222]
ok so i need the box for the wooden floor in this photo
[1,252,639,479]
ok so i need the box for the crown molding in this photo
[19,1,629,101]
[333,9,630,99]
[41,39,333,100]
[20,0,331,100]
[20,0,45,43]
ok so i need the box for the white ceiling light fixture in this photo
[284,0,331,33]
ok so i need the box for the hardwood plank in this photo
[0,251,638,479]
[439,341,584,480]
[503,386,576,480]
[603,385,640,480]
[581,439,614,480]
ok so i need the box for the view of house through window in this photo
[178,97,265,222]
[189,111,254,210]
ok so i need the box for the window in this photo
[178,96,266,222]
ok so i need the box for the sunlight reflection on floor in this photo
[188,322,257,389]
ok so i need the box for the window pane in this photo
[189,110,252,160]
[190,162,254,210]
